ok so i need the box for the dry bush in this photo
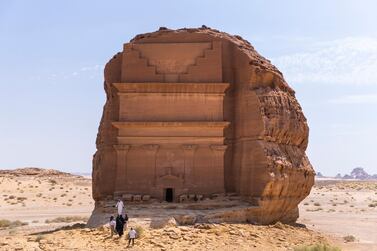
[45,216,88,224]
[294,243,341,251]
[49,179,57,185]
[0,219,28,228]
[368,202,377,207]
[35,234,44,242]
[343,235,356,242]
[134,225,144,238]
[313,202,321,206]
[306,208,323,212]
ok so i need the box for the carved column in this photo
[210,145,227,192]
[114,144,131,193]
[141,144,160,186]
[182,144,198,185]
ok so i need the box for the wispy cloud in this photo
[29,64,104,82]
[272,37,377,85]
[329,93,377,104]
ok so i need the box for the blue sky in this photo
[1,0,376,175]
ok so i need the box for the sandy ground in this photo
[298,180,377,251]
[1,168,376,250]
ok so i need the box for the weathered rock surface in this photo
[91,26,314,225]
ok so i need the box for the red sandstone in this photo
[91,27,314,224]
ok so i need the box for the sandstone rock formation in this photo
[91,27,314,224]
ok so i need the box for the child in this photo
[109,216,116,237]
[127,227,137,246]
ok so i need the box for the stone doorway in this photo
[164,188,174,202]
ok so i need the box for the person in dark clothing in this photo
[115,215,125,237]
[124,213,129,230]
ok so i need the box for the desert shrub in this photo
[368,202,377,207]
[304,202,309,205]
[49,179,57,185]
[8,195,15,199]
[0,219,11,228]
[35,234,44,242]
[343,235,356,242]
[32,220,39,223]
[306,208,323,212]
[0,219,28,228]
[134,226,144,238]
[294,243,341,251]
[314,202,321,206]
[45,216,88,224]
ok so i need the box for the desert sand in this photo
[1,168,376,250]
[299,180,377,250]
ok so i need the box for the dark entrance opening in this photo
[165,188,173,202]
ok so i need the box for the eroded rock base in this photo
[87,195,299,228]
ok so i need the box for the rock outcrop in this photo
[91,27,315,225]
[340,167,377,180]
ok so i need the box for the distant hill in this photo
[0,167,88,178]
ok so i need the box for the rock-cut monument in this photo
[90,27,314,225]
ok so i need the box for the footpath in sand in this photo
[2,168,374,250]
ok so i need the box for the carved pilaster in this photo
[141,144,160,186]
[113,144,131,192]
[182,144,198,185]
[210,144,227,192]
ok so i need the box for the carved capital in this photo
[141,144,160,151]
[210,144,227,153]
[181,144,198,151]
[113,144,131,152]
